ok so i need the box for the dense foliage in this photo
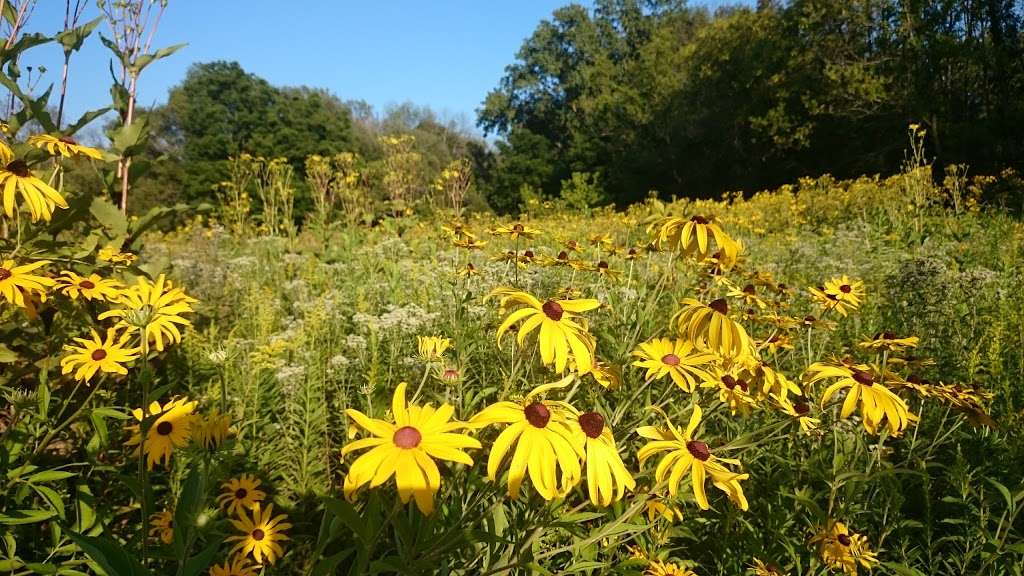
[479,0,1024,207]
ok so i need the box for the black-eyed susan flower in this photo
[27,133,104,160]
[227,502,292,565]
[490,222,540,240]
[749,558,787,575]
[586,359,622,389]
[97,245,137,266]
[125,397,197,469]
[727,282,768,310]
[60,327,140,383]
[673,298,753,359]
[457,263,480,277]
[644,559,698,576]
[342,382,480,514]
[759,334,794,355]
[489,287,599,374]
[645,496,683,524]
[194,410,231,449]
[417,335,451,363]
[99,274,197,352]
[217,474,266,515]
[809,521,879,575]
[858,332,919,353]
[575,411,635,506]
[0,144,68,222]
[808,276,864,317]
[208,556,257,576]
[470,376,584,500]
[648,214,739,269]
[632,337,717,393]
[703,371,757,416]
[771,393,820,435]
[637,405,749,510]
[806,361,915,435]
[149,510,174,544]
[0,259,53,308]
[54,271,123,302]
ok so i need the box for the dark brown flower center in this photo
[542,300,563,321]
[777,283,787,291]
[690,215,709,225]
[836,533,852,546]
[59,135,77,145]
[852,369,874,386]
[0,268,10,281]
[578,411,605,438]
[523,250,534,258]
[513,224,524,232]
[6,160,29,177]
[91,349,107,361]
[743,284,755,295]
[235,488,248,499]
[628,248,638,256]
[597,260,609,270]
[882,331,896,340]
[79,280,96,289]
[804,315,816,323]
[393,426,422,448]
[709,298,728,315]
[794,400,810,415]
[557,250,569,261]
[251,528,266,541]
[156,421,173,435]
[839,284,852,293]
[661,353,680,366]
[524,402,550,428]
[686,440,711,461]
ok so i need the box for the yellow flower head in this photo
[470,375,584,500]
[806,361,916,435]
[27,133,104,160]
[226,502,292,565]
[0,144,68,221]
[193,410,232,449]
[749,558,788,575]
[125,397,198,469]
[417,335,452,363]
[97,245,137,266]
[808,276,864,318]
[632,337,717,393]
[673,298,753,359]
[0,259,53,308]
[646,496,684,524]
[809,521,879,575]
[644,559,699,576]
[648,214,740,270]
[98,274,197,352]
[574,410,636,506]
[208,555,258,576]
[489,287,599,374]
[490,222,541,240]
[637,405,749,510]
[148,510,174,545]
[858,332,919,353]
[60,327,140,383]
[55,270,124,302]
[342,382,481,514]
[217,474,266,516]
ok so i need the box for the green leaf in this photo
[55,16,103,54]
[90,196,128,238]
[130,43,187,75]
[173,467,205,558]
[26,470,75,483]
[322,498,371,544]
[92,407,130,420]
[31,485,65,520]
[64,531,149,576]
[310,549,354,576]
[178,540,219,576]
[65,107,112,136]
[986,478,1015,514]
[0,509,57,525]
[882,562,929,576]
[0,343,18,362]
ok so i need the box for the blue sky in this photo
[22,1,743,132]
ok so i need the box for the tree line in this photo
[127,0,1024,216]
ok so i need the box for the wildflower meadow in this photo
[1,2,1023,576]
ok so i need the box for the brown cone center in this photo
[156,421,173,435]
[691,215,709,224]
[0,268,10,281]
[661,353,680,366]
[578,411,605,438]
[852,369,874,386]
[235,488,248,499]
[524,402,550,428]
[686,440,711,461]
[839,284,852,293]
[79,280,96,289]
[393,426,422,448]
[251,528,265,541]
[837,533,852,546]
[6,160,29,177]
[91,349,107,361]
[542,300,563,321]
[709,298,728,315]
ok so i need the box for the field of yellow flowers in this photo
[2,118,1024,575]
